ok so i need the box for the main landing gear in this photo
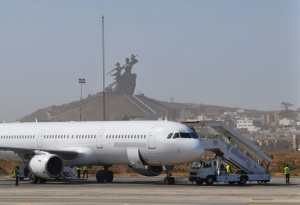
[96,166,114,183]
[31,175,47,184]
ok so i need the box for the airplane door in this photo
[148,128,157,150]
[36,127,43,150]
[96,132,105,150]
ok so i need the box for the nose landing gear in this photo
[96,166,114,183]
[163,167,175,185]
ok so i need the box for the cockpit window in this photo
[189,132,199,139]
[167,133,173,139]
[173,133,180,139]
[172,132,199,139]
[179,133,191,138]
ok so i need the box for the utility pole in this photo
[101,16,106,121]
[78,78,87,121]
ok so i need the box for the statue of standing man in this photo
[124,54,138,74]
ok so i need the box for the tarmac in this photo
[0,176,299,205]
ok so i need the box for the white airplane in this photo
[0,121,204,184]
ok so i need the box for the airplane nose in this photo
[190,139,204,159]
[195,139,204,154]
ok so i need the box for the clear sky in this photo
[0,0,299,121]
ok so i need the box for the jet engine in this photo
[129,165,163,177]
[29,153,63,179]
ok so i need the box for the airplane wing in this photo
[0,146,79,160]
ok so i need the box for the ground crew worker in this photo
[82,166,88,179]
[76,166,81,179]
[225,164,232,174]
[15,166,20,186]
[284,164,290,184]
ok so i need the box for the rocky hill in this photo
[20,92,248,122]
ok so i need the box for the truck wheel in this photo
[196,179,203,185]
[228,181,235,185]
[205,176,214,186]
[238,176,247,185]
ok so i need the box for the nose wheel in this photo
[164,168,175,185]
[164,176,175,185]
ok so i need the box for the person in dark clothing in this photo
[82,166,88,179]
[76,166,81,179]
[15,166,20,186]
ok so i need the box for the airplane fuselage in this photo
[0,121,203,167]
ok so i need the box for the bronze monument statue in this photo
[106,54,138,95]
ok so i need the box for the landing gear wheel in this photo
[32,176,47,184]
[39,178,47,184]
[96,170,114,183]
[106,171,114,183]
[238,176,248,185]
[164,176,175,185]
[96,170,105,183]
[32,176,39,184]
[205,176,214,186]
[196,179,204,185]
[164,168,175,185]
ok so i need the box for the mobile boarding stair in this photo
[188,121,272,185]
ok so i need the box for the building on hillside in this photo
[235,118,259,132]
[279,118,295,127]
[263,112,279,127]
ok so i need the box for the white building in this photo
[235,118,259,132]
[279,118,295,127]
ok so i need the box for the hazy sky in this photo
[0,0,299,121]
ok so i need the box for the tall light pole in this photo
[101,15,106,121]
[78,78,87,121]
[101,16,106,121]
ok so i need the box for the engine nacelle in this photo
[29,154,63,179]
[126,147,163,176]
[129,165,163,177]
